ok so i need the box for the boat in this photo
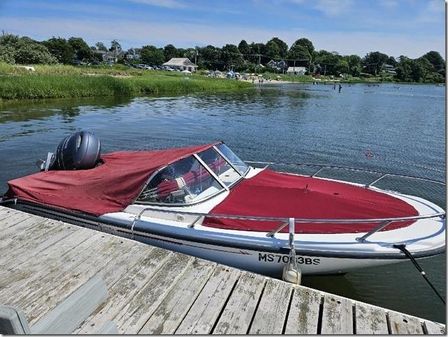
[1,132,445,278]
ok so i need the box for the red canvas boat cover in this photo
[6,143,215,216]
[203,169,418,234]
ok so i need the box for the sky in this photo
[0,0,445,58]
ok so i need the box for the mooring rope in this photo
[393,244,445,305]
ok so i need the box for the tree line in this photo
[0,33,445,83]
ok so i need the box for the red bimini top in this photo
[203,169,419,234]
[6,143,215,216]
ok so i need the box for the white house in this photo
[163,58,198,72]
[286,66,306,75]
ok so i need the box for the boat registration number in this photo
[258,253,320,265]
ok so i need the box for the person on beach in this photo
[338,84,342,93]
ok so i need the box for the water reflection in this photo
[0,96,132,124]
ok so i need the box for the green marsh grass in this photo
[0,72,252,99]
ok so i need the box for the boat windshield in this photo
[137,143,249,205]
[137,155,224,204]
[214,143,249,176]
[197,148,241,187]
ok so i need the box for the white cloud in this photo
[0,16,443,58]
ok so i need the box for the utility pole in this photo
[194,48,198,65]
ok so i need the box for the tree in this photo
[335,58,349,75]
[411,57,432,82]
[288,38,315,68]
[0,34,57,64]
[16,39,57,64]
[68,37,93,62]
[110,40,122,53]
[314,50,340,75]
[95,42,107,51]
[362,51,389,75]
[269,37,288,58]
[183,47,197,61]
[347,55,362,76]
[265,39,281,60]
[387,56,397,66]
[0,44,16,63]
[237,40,250,57]
[292,38,314,55]
[221,44,244,70]
[248,42,266,64]
[163,44,177,61]
[197,45,222,70]
[43,37,74,64]
[421,51,445,76]
[395,56,413,81]
[140,45,164,65]
[288,45,312,66]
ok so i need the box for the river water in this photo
[0,83,445,322]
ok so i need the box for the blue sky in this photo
[0,0,445,58]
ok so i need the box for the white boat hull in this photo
[131,231,404,276]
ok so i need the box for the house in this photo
[381,64,396,75]
[102,51,117,64]
[267,60,287,71]
[125,48,141,61]
[267,60,277,68]
[163,58,198,72]
[287,66,306,75]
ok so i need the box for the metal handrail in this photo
[244,160,445,186]
[132,206,445,233]
[129,161,445,241]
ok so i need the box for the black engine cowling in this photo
[49,131,101,170]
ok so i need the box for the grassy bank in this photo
[0,66,252,100]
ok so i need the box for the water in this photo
[0,83,445,322]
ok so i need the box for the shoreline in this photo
[0,62,444,100]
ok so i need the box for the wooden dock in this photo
[0,205,445,334]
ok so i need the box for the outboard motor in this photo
[39,131,101,171]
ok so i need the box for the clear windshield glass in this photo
[197,148,241,187]
[137,155,223,204]
[215,143,249,176]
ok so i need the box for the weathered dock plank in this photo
[0,229,95,297]
[27,237,149,325]
[10,234,129,324]
[389,311,424,334]
[212,272,266,334]
[321,294,354,334]
[76,248,172,334]
[423,320,446,335]
[284,286,322,334]
[355,302,389,334]
[249,278,292,334]
[0,220,80,270]
[175,265,240,335]
[113,253,193,334]
[138,259,215,334]
[0,213,34,232]
[0,206,444,335]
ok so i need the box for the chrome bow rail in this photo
[244,160,445,188]
[131,161,445,244]
[132,207,445,242]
